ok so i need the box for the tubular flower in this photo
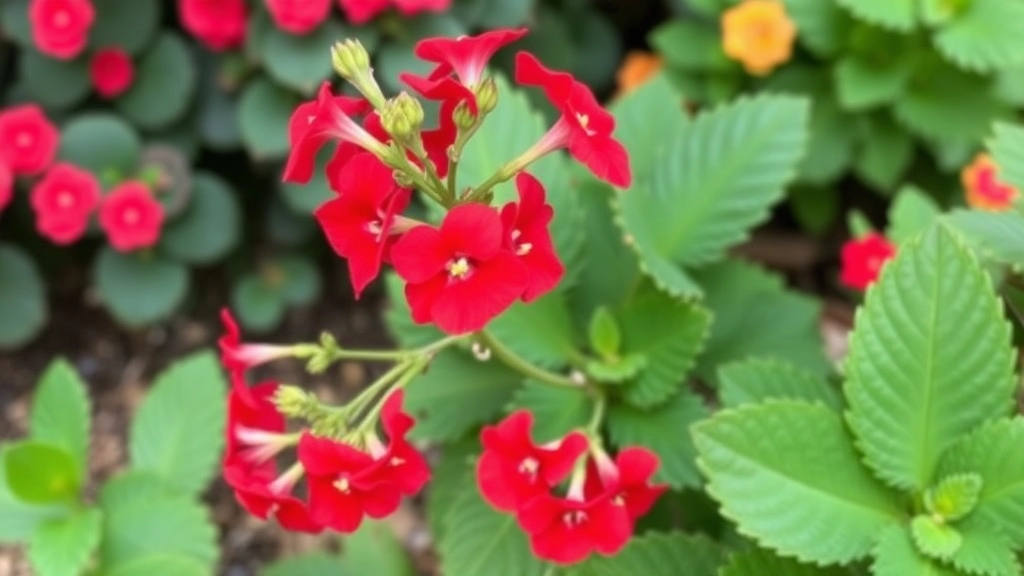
[89,47,135,99]
[218,308,297,403]
[615,51,663,98]
[178,0,247,52]
[514,52,632,189]
[0,104,60,176]
[961,153,1019,212]
[721,0,796,76]
[316,153,412,298]
[839,233,896,292]
[29,163,101,245]
[265,0,332,34]
[98,181,164,252]
[390,203,529,335]
[28,0,95,60]
[501,173,564,303]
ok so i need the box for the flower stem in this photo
[542,565,559,576]
[343,359,414,423]
[586,389,607,437]
[475,331,580,388]
[352,355,430,435]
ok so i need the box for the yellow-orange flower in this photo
[721,0,796,77]
[615,51,663,98]
[961,153,1019,211]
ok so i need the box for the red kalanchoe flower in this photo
[265,0,332,34]
[0,104,59,176]
[336,0,389,24]
[391,0,450,17]
[282,82,380,184]
[401,28,527,115]
[98,181,164,252]
[391,203,529,335]
[501,173,564,302]
[316,153,412,298]
[0,161,12,215]
[515,52,632,189]
[586,447,668,521]
[28,0,95,60]
[29,163,101,245]
[367,390,432,495]
[89,47,135,99]
[178,0,247,52]
[477,411,588,513]
[518,489,632,565]
[839,232,896,292]
[218,308,297,403]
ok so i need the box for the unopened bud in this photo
[453,101,475,130]
[273,385,319,419]
[381,94,423,140]
[475,77,499,114]
[393,169,415,188]
[331,39,371,81]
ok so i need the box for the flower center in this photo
[390,456,406,467]
[53,10,71,28]
[122,208,140,225]
[333,476,351,494]
[365,218,384,237]
[15,132,34,149]
[511,229,532,256]
[518,457,540,482]
[447,257,472,280]
[56,191,75,209]
[562,510,588,528]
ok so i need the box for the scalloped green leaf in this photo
[873,526,962,576]
[586,354,647,384]
[835,0,915,30]
[938,418,1024,547]
[834,55,915,110]
[720,548,851,576]
[89,0,160,55]
[0,244,47,349]
[489,290,580,371]
[844,225,1016,492]
[508,381,590,444]
[0,445,67,543]
[926,474,983,521]
[894,64,1008,143]
[93,248,189,328]
[648,22,731,72]
[160,172,241,265]
[588,307,621,358]
[855,115,915,192]
[989,122,1024,191]
[116,33,197,131]
[5,442,81,504]
[608,389,708,489]
[718,357,842,410]
[942,210,1024,270]
[912,515,963,560]
[262,19,343,94]
[949,517,1020,576]
[426,438,478,539]
[30,360,90,474]
[438,488,545,576]
[799,91,858,185]
[566,532,725,576]
[783,0,854,58]
[887,185,941,244]
[238,76,297,161]
[609,74,688,180]
[28,508,102,576]
[19,49,90,111]
[933,0,1024,73]
[693,401,901,564]
[617,95,809,298]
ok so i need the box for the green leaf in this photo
[129,352,227,497]
[912,515,964,560]
[783,0,854,57]
[718,357,842,410]
[989,122,1024,191]
[278,147,334,215]
[88,0,160,55]
[278,254,322,306]
[943,209,1024,270]
[263,554,345,576]
[452,0,532,27]
[887,185,942,244]
[98,472,217,572]
[609,74,688,179]
[382,272,445,348]
[160,172,241,265]
[693,401,901,564]
[933,0,1024,73]
[438,488,545,576]
[105,555,212,576]
[488,290,580,370]
[607,389,708,489]
[588,307,621,358]
[585,354,648,384]
[94,247,189,327]
[855,115,915,192]
[0,0,31,46]
[0,445,67,543]
[4,442,81,504]
[949,517,1020,576]
[894,64,1008,143]
[405,350,522,442]
[693,260,828,383]
[925,474,982,521]
[648,21,730,72]
[426,438,478,539]
[30,360,90,474]
[116,33,197,131]
[231,273,286,334]
[789,186,838,234]
[28,508,102,576]
[339,520,414,576]
[58,114,141,180]
[19,49,90,111]
[508,381,591,444]
[0,244,47,349]
[616,95,810,298]
[238,76,298,161]
[261,19,343,94]
[617,286,711,408]
[567,532,725,576]
[720,548,851,576]
[835,0,916,30]
[799,92,858,186]
[873,526,962,576]
[834,55,915,110]
[844,225,1016,491]
[937,418,1024,546]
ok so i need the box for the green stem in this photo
[344,359,414,421]
[586,390,607,437]
[542,566,558,576]
[475,331,580,388]
[352,355,430,435]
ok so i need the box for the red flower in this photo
[501,173,564,302]
[224,461,322,533]
[89,47,134,99]
[0,104,59,176]
[336,0,389,23]
[265,0,332,34]
[316,153,411,298]
[29,163,101,245]
[839,233,896,291]
[218,308,296,403]
[518,491,632,565]
[28,0,95,60]
[373,391,431,495]
[98,181,164,252]
[477,411,588,513]
[391,203,529,335]
[515,52,632,189]
[282,82,379,185]
[0,161,12,215]
[586,447,667,522]
[178,0,247,52]
[392,0,450,17]
[401,28,527,115]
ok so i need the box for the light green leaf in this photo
[783,0,854,57]
[648,21,730,72]
[488,290,580,370]
[616,95,809,298]
[106,555,213,576]
[938,418,1024,547]
[238,76,298,161]
[30,360,90,474]
[718,357,842,410]
[835,0,916,30]
[0,445,67,543]
[942,209,1024,270]
[160,172,241,265]
[261,19,343,94]
[116,33,197,131]
[894,64,1008,143]
[4,442,81,504]
[609,74,688,180]
[28,508,102,576]
[426,438,478,539]
[608,389,708,489]
[588,307,621,358]
[844,225,1016,491]
[873,526,962,576]
[585,354,647,384]
[933,0,1024,73]
[129,351,228,496]
[405,351,522,442]
[720,548,851,576]
[566,532,725,576]
[94,247,189,328]
[989,122,1024,191]
[508,381,591,444]
[949,517,1020,576]
[855,115,915,192]
[887,185,942,244]
[438,489,545,576]
[925,473,983,522]
[0,244,47,349]
[263,554,345,576]
[834,55,915,110]
[693,401,901,564]
[911,515,963,560]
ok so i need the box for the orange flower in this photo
[961,153,1019,211]
[615,51,663,98]
[721,0,796,76]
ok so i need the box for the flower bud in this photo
[475,77,499,114]
[453,101,475,130]
[331,39,371,81]
[273,385,319,419]
[381,93,424,140]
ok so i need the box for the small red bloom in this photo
[518,491,632,565]
[178,0,247,52]
[477,411,588,513]
[961,153,1019,212]
[29,163,101,245]
[501,173,564,302]
[515,52,632,189]
[98,181,164,252]
[282,82,379,184]
[391,203,529,335]
[336,0,389,23]
[391,0,450,17]
[89,47,134,99]
[587,447,668,522]
[0,161,12,215]
[265,0,332,34]
[374,391,431,495]
[0,104,59,176]
[839,233,896,291]
[28,0,95,60]
[224,461,322,533]
[316,153,411,299]
[218,308,296,403]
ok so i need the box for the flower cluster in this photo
[478,412,667,564]
[839,232,896,291]
[961,153,1020,212]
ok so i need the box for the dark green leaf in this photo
[160,172,241,265]
[116,33,197,131]
[58,113,141,182]
[262,19,343,94]
[438,488,545,576]
[567,532,725,576]
[238,76,297,160]
[488,290,580,370]
[19,49,89,111]
[508,381,591,444]
[0,244,47,349]
[89,0,160,55]
[649,21,731,72]
[94,247,189,327]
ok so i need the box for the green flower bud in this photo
[273,385,319,419]
[331,39,371,81]
[453,101,475,130]
[475,77,499,114]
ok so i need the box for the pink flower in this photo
[28,0,95,60]
[178,0,247,52]
[265,0,332,34]
[29,163,101,245]
[839,233,896,292]
[0,104,59,176]
[89,47,135,99]
[98,181,164,252]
